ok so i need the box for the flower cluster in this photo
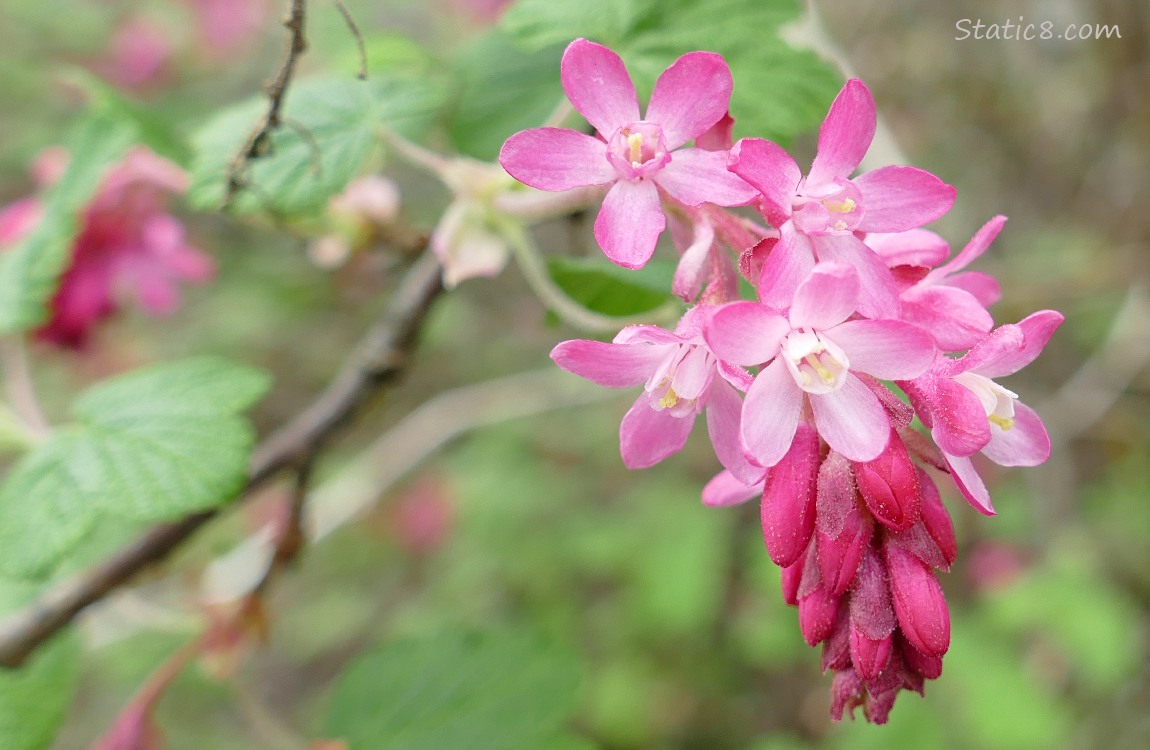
[502,39,1062,722]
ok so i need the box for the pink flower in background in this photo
[96,17,175,93]
[0,147,214,349]
[551,307,759,482]
[901,310,1063,514]
[500,38,756,269]
[728,79,956,318]
[704,262,935,467]
[183,0,271,59]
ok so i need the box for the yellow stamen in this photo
[658,388,680,409]
[824,198,857,213]
[804,354,836,385]
[989,414,1015,431]
[628,132,643,164]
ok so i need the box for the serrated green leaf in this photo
[547,256,677,317]
[188,74,446,215]
[0,111,136,334]
[325,630,584,750]
[0,580,79,750]
[0,358,269,579]
[449,32,564,161]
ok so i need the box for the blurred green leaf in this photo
[0,580,80,750]
[0,110,136,334]
[64,70,190,165]
[325,630,585,750]
[502,0,650,50]
[448,32,564,161]
[546,256,677,318]
[188,74,446,215]
[0,357,269,578]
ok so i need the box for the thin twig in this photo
[223,0,309,207]
[0,252,443,669]
[332,0,367,80]
[0,336,50,438]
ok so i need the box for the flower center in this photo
[781,329,850,394]
[646,343,713,417]
[791,178,865,235]
[607,122,671,181]
[953,371,1017,431]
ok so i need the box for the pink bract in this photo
[500,39,756,269]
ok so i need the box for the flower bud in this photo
[798,585,840,646]
[849,627,893,681]
[760,423,820,567]
[849,547,896,640]
[853,428,921,531]
[885,542,951,656]
[898,634,943,680]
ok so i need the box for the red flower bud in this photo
[761,423,820,567]
[849,627,893,681]
[798,585,841,646]
[853,429,921,531]
[885,542,951,656]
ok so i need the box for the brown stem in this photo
[0,252,443,668]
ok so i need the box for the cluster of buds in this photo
[501,39,1062,721]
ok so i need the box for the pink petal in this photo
[613,324,683,346]
[808,79,876,186]
[823,319,935,380]
[499,128,615,191]
[937,324,1025,378]
[900,285,994,352]
[550,339,671,387]
[695,112,734,151]
[810,375,891,462]
[757,223,816,311]
[594,179,664,269]
[560,38,639,136]
[670,215,714,301]
[945,270,1002,308]
[980,401,1050,467]
[619,391,694,468]
[812,233,899,319]
[645,51,733,150]
[853,166,956,233]
[928,375,993,456]
[788,261,859,330]
[740,359,803,468]
[973,310,1064,378]
[944,453,995,515]
[864,228,950,268]
[932,215,1006,277]
[705,380,764,485]
[656,149,758,207]
[701,469,764,507]
[703,301,788,366]
[728,138,799,225]
[670,347,713,400]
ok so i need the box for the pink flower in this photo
[500,39,757,269]
[873,217,1006,351]
[728,79,956,318]
[550,307,758,481]
[97,17,174,93]
[183,0,272,59]
[902,310,1063,514]
[704,262,935,467]
[0,147,214,349]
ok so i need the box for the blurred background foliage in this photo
[0,0,1146,748]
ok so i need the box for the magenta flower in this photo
[499,38,757,269]
[0,147,214,349]
[902,310,1063,514]
[728,79,956,318]
[704,262,935,468]
[550,307,759,482]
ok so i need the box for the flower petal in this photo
[550,339,671,387]
[560,38,639,136]
[900,285,994,351]
[706,379,765,485]
[728,138,799,225]
[973,310,1064,378]
[823,319,935,380]
[812,233,899,319]
[671,215,714,301]
[945,271,1001,307]
[980,401,1050,466]
[864,228,950,268]
[927,375,993,456]
[499,128,615,191]
[789,261,859,330]
[594,179,665,269]
[619,391,694,468]
[656,149,758,207]
[808,79,876,186]
[702,469,764,507]
[937,323,1024,378]
[853,166,956,233]
[931,215,1006,278]
[758,223,816,311]
[704,301,788,366]
[645,51,733,150]
[943,453,995,515]
[740,359,802,468]
[811,375,891,461]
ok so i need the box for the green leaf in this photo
[546,256,677,317]
[0,580,80,750]
[0,358,269,579]
[188,74,446,215]
[448,32,564,161]
[0,111,136,334]
[501,0,650,51]
[325,630,584,750]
